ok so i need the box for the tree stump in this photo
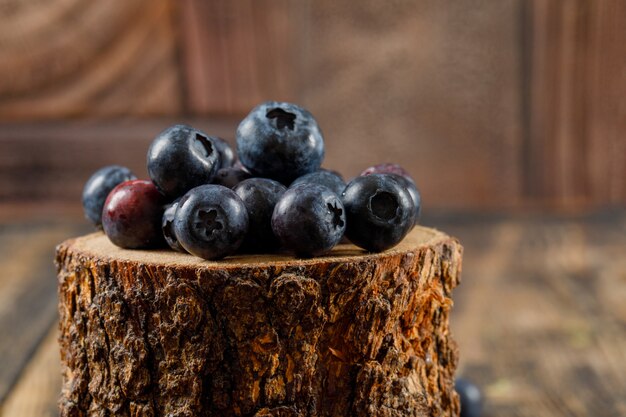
[55,226,462,417]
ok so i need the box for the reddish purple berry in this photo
[102,180,167,249]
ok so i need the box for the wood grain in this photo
[524,0,626,206]
[179,0,300,115]
[0,323,61,417]
[55,228,462,416]
[0,223,81,405]
[0,0,182,120]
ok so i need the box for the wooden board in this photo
[0,223,84,405]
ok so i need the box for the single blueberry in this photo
[455,378,483,417]
[290,169,346,197]
[361,164,421,225]
[147,124,221,199]
[213,136,236,169]
[162,200,186,252]
[102,180,167,249]
[173,185,248,260]
[272,184,346,257]
[82,165,136,228]
[234,178,287,252]
[213,166,252,189]
[342,174,414,252]
[236,101,324,184]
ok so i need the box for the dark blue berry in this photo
[147,124,221,199]
[361,163,421,224]
[162,200,186,252]
[455,378,483,417]
[213,166,252,189]
[102,180,166,249]
[272,184,346,257]
[173,185,248,260]
[342,174,414,252]
[290,169,346,196]
[236,102,324,184]
[233,178,287,252]
[213,136,236,169]
[82,165,136,228]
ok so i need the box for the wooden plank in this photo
[0,324,61,417]
[0,0,182,120]
[449,214,626,416]
[179,0,300,115]
[524,0,626,207]
[0,223,83,405]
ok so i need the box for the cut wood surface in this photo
[55,227,462,416]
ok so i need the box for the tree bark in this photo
[56,227,462,417]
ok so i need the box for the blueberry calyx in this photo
[193,133,214,159]
[196,209,223,236]
[370,191,399,221]
[328,202,345,229]
[266,108,296,130]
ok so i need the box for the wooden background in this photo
[0,0,624,212]
[0,2,625,416]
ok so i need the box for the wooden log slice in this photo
[55,226,462,417]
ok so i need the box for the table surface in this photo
[1,211,625,417]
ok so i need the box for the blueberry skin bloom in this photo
[147,124,221,199]
[234,178,287,252]
[173,185,248,260]
[82,165,136,228]
[455,378,483,417]
[102,180,167,249]
[290,169,346,197]
[342,174,415,252]
[272,184,346,257]
[236,101,324,184]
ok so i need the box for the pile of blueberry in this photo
[82,101,422,260]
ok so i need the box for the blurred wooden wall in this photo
[0,0,624,212]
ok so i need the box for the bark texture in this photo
[56,227,462,417]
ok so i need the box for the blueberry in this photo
[173,185,248,260]
[213,166,252,189]
[361,164,421,225]
[82,165,136,228]
[342,174,414,252]
[272,184,346,257]
[233,178,287,251]
[290,169,346,196]
[162,200,186,252]
[213,136,236,169]
[147,124,221,199]
[455,378,483,417]
[102,180,167,249]
[236,101,324,184]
